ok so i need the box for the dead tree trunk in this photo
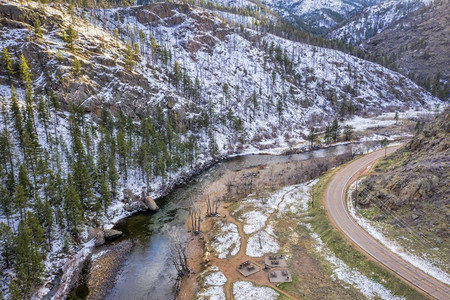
[206,197,220,217]
[170,243,190,286]
[190,203,202,235]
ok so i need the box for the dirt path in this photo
[263,186,298,229]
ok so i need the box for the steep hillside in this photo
[328,0,433,44]
[355,109,449,264]
[363,0,450,100]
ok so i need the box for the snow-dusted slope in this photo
[255,0,377,34]
[0,1,440,150]
[328,0,434,44]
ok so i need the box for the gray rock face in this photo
[103,229,123,241]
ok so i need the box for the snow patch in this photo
[232,281,279,300]
[246,228,279,257]
[210,221,240,259]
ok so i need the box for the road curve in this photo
[324,146,450,300]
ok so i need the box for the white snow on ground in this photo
[347,182,450,285]
[246,227,279,257]
[307,227,403,300]
[278,179,318,214]
[196,266,227,300]
[342,107,443,132]
[204,269,227,286]
[344,116,397,131]
[197,286,226,300]
[232,281,279,300]
[241,210,268,234]
[210,221,241,259]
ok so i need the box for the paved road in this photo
[325,146,450,299]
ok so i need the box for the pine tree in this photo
[331,119,340,142]
[62,24,77,50]
[96,139,108,179]
[172,61,181,87]
[323,124,332,144]
[8,280,22,300]
[343,125,354,141]
[34,19,43,39]
[64,183,83,234]
[277,98,283,121]
[150,36,158,62]
[10,86,23,143]
[18,164,32,198]
[15,218,43,296]
[1,47,14,79]
[72,57,81,75]
[108,154,118,195]
[0,186,13,226]
[14,184,27,219]
[124,42,136,71]
[72,158,93,209]
[100,176,111,212]
[0,128,15,175]
[306,126,316,149]
[0,222,14,268]
[116,128,127,178]
[35,197,53,244]
[37,95,50,142]
[18,54,31,85]
[26,211,45,247]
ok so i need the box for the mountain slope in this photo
[0,0,439,146]
[328,0,434,44]
[363,0,450,100]
[259,0,377,35]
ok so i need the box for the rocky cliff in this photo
[357,109,449,245]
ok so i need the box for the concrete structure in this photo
[264,255,287,268]
[268,269,292,283]
[237,261,261,277]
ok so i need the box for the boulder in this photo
[88,227,105,247]
[144,196,159,211]
[103,229,123,241]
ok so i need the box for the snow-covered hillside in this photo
[1,1,439,152]
[328,0,434,44]
[97,3,439,144]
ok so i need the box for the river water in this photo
[103,142,376,300]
